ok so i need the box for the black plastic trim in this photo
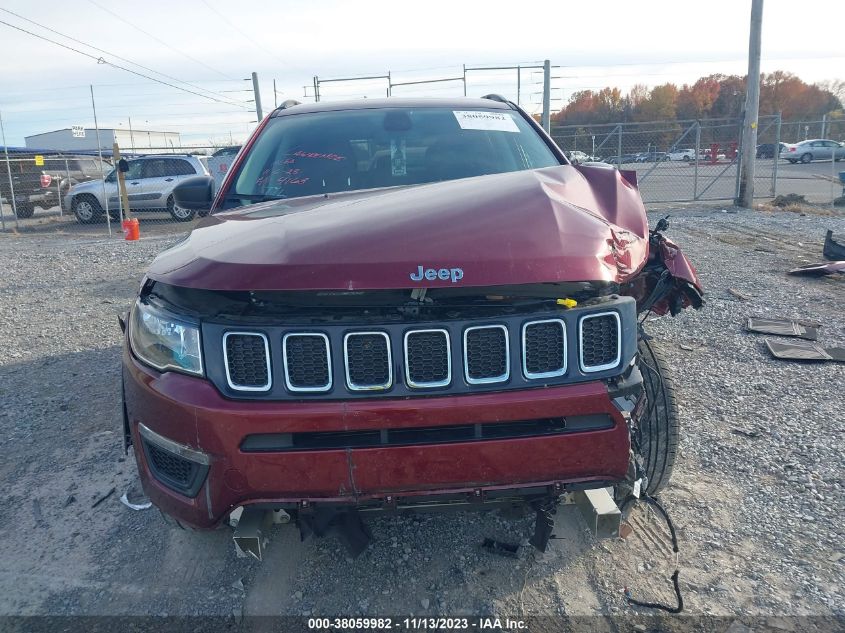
[141,438,209,498]
[240,414,613,452]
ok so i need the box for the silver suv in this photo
[65,155,208,223]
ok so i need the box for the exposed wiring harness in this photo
[619,327,683,614]
[619,493,683,614]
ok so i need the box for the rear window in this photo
[224,107,559,207]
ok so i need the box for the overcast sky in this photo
[0,0,842,146]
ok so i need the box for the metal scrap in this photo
[824,230,845,261]
[788,261,845,277]
[765,339,845,363]
[745,317,819,341]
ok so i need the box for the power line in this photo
[0,7,246,108]
[0,18,252,109]
[86,0,235,81]
[198,0,286,68]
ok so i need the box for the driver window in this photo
[124,161,144,180]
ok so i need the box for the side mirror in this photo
[173,175,214,210]
[118,159,129,173]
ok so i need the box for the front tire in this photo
[167,195,195,222]
[800,153,812,164]
[72,195,102,224]
[636,338,680,494]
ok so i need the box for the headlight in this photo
[129,300,203,375]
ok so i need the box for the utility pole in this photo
[273,79,278,109]
[541,59,551,133]
[250,72,263,120]
[90,85,111,236]
[738,0,764,208]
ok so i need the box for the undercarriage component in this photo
[528,504,557,552]
[232,508,273,561]
[575,488,622,539]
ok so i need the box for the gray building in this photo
[25,128,182,154]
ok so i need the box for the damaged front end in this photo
[623,216,704,317]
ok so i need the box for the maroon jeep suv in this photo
[122,97,702,555]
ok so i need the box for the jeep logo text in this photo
[410,265,464,283]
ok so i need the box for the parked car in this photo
[0,153,108,218]
[634,151,669,163]
[65,154,208,223]
[211,146,241,158]
[756,143,786,159]
[666,148,695,161]
[566,150,591,164]
[122,97,702,557]
[696,148,727,161]
[780,139,845,164]
[604,153,639,165]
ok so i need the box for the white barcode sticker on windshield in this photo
[453,111,519,133]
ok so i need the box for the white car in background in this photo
[64,154,208,223]
[666,148,695,161]
[780,139,845,164]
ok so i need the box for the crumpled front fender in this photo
[622,231,704,316]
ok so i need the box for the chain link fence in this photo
[3,110,843,235]
[1,144,235,235]
[551,115,844,208]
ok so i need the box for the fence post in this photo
[734,116,743,204]
[65,158,70,212]
[56,170,62,217]
[772,112,781,197]
[616,124,622,165]
[832,135,837,211]
[541,60,551,133]
[0,110,18,229]
[694,122,701,200]
[90,85,111,236]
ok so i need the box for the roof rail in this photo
[279,99,302,110]
[481,94,510,105]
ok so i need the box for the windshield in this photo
[224,106,560,208]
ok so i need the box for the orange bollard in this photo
[122,217,140,241]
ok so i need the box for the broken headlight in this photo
[129,300,203,376]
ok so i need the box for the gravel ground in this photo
[0,205,843,630]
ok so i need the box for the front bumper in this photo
[123,345,636,529]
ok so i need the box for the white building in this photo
[25,128,182,154]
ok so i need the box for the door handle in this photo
[130,181,140,185]
[164,178,174,182]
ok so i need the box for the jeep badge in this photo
[410,265,464,283]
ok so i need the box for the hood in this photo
[147,165,649,292]
[70,179,102,194]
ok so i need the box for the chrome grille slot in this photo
[579,312,621,372]
[404,329,451,388]
[464,325,509,384]
[223,332,271,391]
[344,332,392,391]
[283,333,332,392]
[523,319,567,379]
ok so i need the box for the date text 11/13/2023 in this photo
[307,617,527,630]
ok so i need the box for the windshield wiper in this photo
[224,192,285,202]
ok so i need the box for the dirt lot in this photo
[0,205,843,631]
